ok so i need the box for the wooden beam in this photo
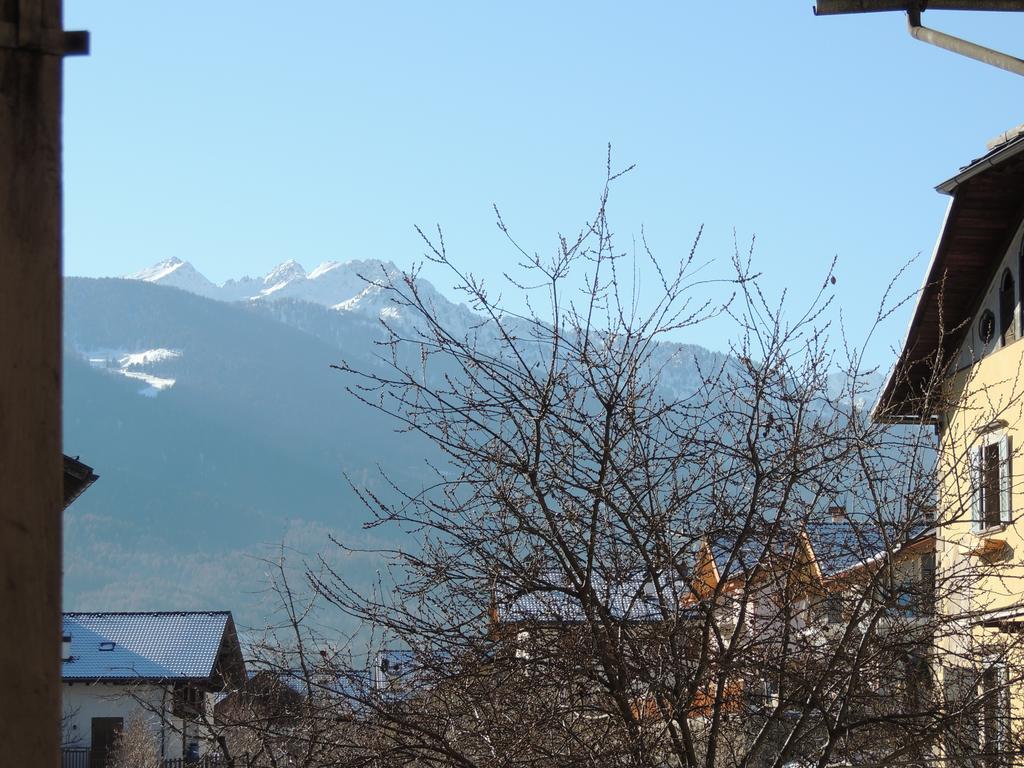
[0,1,69,766]
[0,21,89,55]
[815,1,1024,14]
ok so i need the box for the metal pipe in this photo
[815,0,1024,14]
[908,13,1024,77]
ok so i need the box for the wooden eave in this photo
[691,541,722,598]
[211,614,248,690]
[62,454,98,509]
[796,528,824,586]
[874,138,1024,421]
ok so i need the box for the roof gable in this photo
[875,134,1024,420]
[62,611,241,683]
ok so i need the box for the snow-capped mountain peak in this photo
[127,257,408,311]
[263,259,307,287]
[128,257,185,282]
[126,258,219,298]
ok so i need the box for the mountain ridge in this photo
[127,256,403,309]
[62,267,738,628]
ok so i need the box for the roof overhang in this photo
[213,613,248,689]
[62,675,213,685]
[63,454,98,508]
[872,136,1024,422]
[973,603,1024,630]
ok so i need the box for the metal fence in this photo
[60,750,90,768]
[62,750,242,768]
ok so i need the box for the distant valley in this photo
[62,259,729,629]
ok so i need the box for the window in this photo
[982,443,1002,528]
[753,678,779,709]
[982,661,1010,768]
[1000,269,1016,346]
[980,310,996,344]
[943,661,1011,767]
[971,435,1012,531]
[895,579,915,615]
[944,666,980,767]
[824,593,843,625]
[172,682,205,717]
[921,551,936,614]
[1019,238,1024,317]
[873,578,916,617]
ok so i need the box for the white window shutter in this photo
[999,434,1012,524]
[970,447,983,532]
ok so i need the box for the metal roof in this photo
[501,574,678,624]
[62,611,236,682]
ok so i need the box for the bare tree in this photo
[213,552,370,768]
[107,714,162,768]
[61,704,82,749]
[289,156,1024,768]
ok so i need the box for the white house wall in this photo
[61,682,215,759]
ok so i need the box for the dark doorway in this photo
[90,717,123,768]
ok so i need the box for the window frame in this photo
[981,658,1011,768]
[970,431,1012,533]
[980,309,997,345]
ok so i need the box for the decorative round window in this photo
[979,309,996,343]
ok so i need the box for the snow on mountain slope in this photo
[273,259,398,307]
[218,275,264,301]
[123,258,736,404]
[119,348,182,367]
[81,346,182,398]
[120,371,177,397]
[259,259,308,297]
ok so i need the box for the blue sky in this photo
[63,3,1024,364]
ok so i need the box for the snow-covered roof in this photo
[501,574,679,624]
[62,611,243,683]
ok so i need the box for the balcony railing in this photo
[61,749,244,768]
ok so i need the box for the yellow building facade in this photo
[877,130,1024,765]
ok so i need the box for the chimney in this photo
[828,505,847,524]
[61,633,72,662]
